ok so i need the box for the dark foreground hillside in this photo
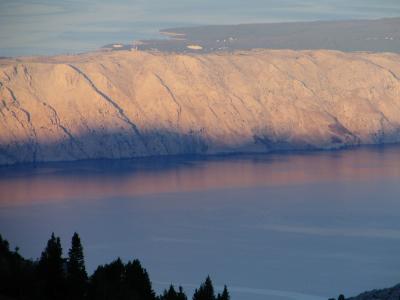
[0,233,229,300]
[2,232,400,300]
[347,284,400,300]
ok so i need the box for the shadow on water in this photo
[1,143,400,300]
[0,143,400,207]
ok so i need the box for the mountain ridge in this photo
[1,49,400,165]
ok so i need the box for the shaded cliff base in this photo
[2,126,400,166]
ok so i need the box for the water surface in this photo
[1,145,400,300]
[1,0,400,56]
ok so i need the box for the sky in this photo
[0,0,400,56]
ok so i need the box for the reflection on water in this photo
[1,145,400,300]
[1,145,400,207]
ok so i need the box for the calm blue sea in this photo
[1,145,400,300]
[0,0,400,56]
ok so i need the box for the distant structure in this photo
[131,40,145,51]
[160,31,186,40]
[186,44,203,50]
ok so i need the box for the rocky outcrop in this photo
[0,49,400,165]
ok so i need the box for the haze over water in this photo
[1,145,400,300]
[1,0,400,56]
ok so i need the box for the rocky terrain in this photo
[0,49,400,165]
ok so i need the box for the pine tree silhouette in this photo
[0,234,35,299]
[67,232,88,300]
[177,286,188,300]
[0,232,233,300]
[88,257,156,300]
[125,259,156,300]
[159,285,187,300]
[38,233,66,299]
[193,276,215,300]
[88,258,125,300]
[216,285,230,300]
[160,285,178,300]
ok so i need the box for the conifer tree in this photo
[216,285,230,300]
[38,233,66,299]
[0,234,35,299]
[67,232,88,300]
[193,276,215,300]
[177,286,188,300]
[87,258,125,300]
[125,259,156,300]
[160,285,178,300]
[159,285,187,300]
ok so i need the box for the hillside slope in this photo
[1,49,400,165]
[348,283,400,300]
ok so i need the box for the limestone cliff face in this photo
[0,49,400,165]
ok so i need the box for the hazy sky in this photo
[1,0,400,56]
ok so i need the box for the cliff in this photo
[1,49,400,165]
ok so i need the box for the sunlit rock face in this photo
[0,49,400,165]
